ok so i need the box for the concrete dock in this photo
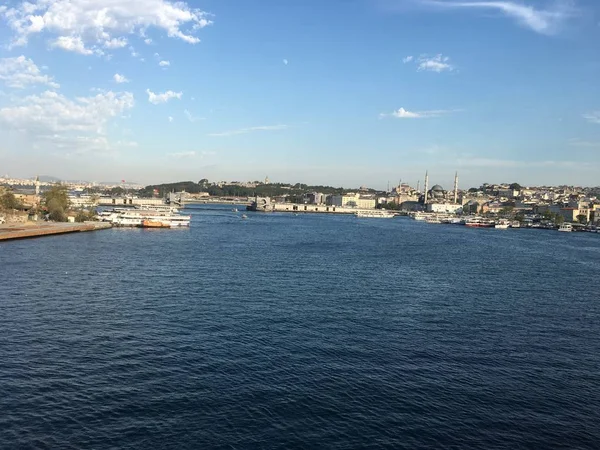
[0,222,112,242]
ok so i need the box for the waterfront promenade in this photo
[0,222,112,241]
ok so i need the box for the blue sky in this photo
[0,0,599,189]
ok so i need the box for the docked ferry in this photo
[355,210,395,219]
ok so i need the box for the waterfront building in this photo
[328,193,376,209]
[426,203,463,214]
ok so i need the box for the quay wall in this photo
[0,222,112,242]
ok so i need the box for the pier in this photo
[0,222,112,242]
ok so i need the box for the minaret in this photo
[424,171,429,204]
[453,171,458,204]
[416,180,420,193]
[35,175,40,197]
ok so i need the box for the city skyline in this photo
[0,0,599,188]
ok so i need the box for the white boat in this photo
[425,216,442,224]
[135,204,179,213]
[510,221,521,228]
[495,219,510,229]
[355,210,395,218]
[110,210,190,228]
[558,223,572,232]
[464,217,495,228]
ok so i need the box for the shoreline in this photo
[0,222,112,242]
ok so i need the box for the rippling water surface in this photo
[2,205,600,449]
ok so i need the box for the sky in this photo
[0,0,599,189]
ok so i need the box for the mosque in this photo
[422,171,462,213]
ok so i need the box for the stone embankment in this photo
[0,222,112,242]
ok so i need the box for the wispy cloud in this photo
[380,107,457,119]
[583,111,600,124]
[184,109,203,122]
[569,138,600,148]
[283,58,288,65]
[168,116,174,122]
[159,60,170,67]
[113,73,129,83]
[208,124,288,137]
[167,151,196,158]
[417,54,454,72]
[402,55,414,63]
[146,89,182,104]
[418,0,574,35]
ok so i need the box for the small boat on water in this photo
[241,214,248,219]
[140,219,170,228]
[558,223,573,232]
[510,221,521,228]
[232,208,238,212]
[495,219,510,229]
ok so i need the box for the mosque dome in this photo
[431,184,444,192]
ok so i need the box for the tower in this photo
[453,171,458,204]
[35,175,40,197]
[416,180,420,192]
[423,171,429,204]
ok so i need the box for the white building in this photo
[329,193,376,209]
[426,203,463,214]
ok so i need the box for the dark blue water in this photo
[2,205,600,449]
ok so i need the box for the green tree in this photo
[554,214,564,225]
[509,183,522,190]
[576,214,588,225]
[0,190,22,211]
[43,184,69,222]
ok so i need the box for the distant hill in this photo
[38,175,62,182]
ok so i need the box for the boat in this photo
[232,208,238,212]
[558,223,573,232]
[109,210,191,228]
[510,221,521,228]
[425,216,442,224]
[495,219,510,229]
[140,219,170,228]
[355,210,395,219]
[464,217,494,228]
[241,214,248,219]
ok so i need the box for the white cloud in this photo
[417,54,454,72]
[419,0,573,35]
[113,73,129,83]
[168,116,174,122]
[0,56,60,89]
[381,107,456,119]
[146,89,182,104]
[144,38,153,45]
[184,109,203,122]
[51,36,93,55]
[402,55,414,63]
[283,59,288,65]
[583,112,600,124]
[0,0,213,51]
[208,124,288,137]
[104,37,127,49]
[0,90,134,155]
[159,60,170,67]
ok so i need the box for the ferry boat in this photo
[108,210,191,228]
[355,210,395,219]
[464,217,495,228]
[135,204,179,213]
[558,223,573,232]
